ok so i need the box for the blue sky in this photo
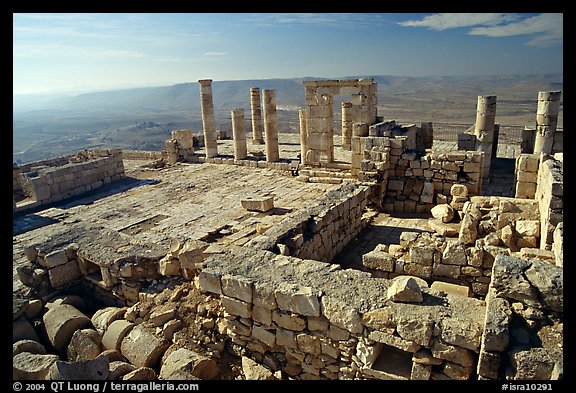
[13,13,563,95]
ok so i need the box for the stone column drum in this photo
[342,101,353,151]
[533,91,561,155]
[198,79,218,158]
[474,95,497,178]
[299,108,308,165]
[231,109,248,160]
[250,87,265,145]
[262,89,280,162]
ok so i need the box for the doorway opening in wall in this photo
[370,343,413,379]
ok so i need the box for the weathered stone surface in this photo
[198,270,222,295]
[242,356,276,380]
[321,296,363,334]
[396,316,434,347]
[431,339,474,367]
[296,333,321,355]
[431,204,455,223]
[158,255,180,276]
[362,250,395,272]
[409,246,435,266]
[450,184,468,198]
[159,347,218,380]
[120,325,170,368]
[43,249,69,268]
[272,310,306,331]
[515,220,540,238]
[13,318,40,343]
[252,325,276,347]
[442,240,467,265]
[443,361,473,380]
[48,259,81,288]
[108,361,136,380]
[428,219,459,237]
[275,283,321,317]
[411,362,432,380]
[361,307,394,330]
[13,352,59,380]
[430,281,471,297]
[509,347,555,380]
[524,262,563,312]
[440,317,483,351]
[275,328,297,348]
[122,367,157,380]
[459,214,478,245]
[482,294,512,352]
[45,295,86,312]
[43,304,91,353]
[67,328,102,361]
[368,330,419,352]
[387,276,423,303]
[91,307,126,334]
[97,349,126,363]
[13,339,47,356]
[48,356,109,380]
[222,274,253,303]
[221,296,252,319]
[477,350,501,379]
[103,320,134,351]
[355,338,383,368]
[241,195,274,212]
[491,255,538,307]
[412,348,443,365]
[148,308,176,327]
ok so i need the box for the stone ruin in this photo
[12,79,562,382]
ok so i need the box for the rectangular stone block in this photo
[252,325,276,348]
[272,310,306,331]
[409,246,435,266]
[198,270,222,294]
[432,263,460,279]
[241,195,274,212]
[221,274,253,303]
[252,306,272,326]
[276,328,297,348]
[48,260,81,288]
[320,296,363,334]
[517,170,538,183]
[275,284,321,317]
[253,283,277,310]
[221,295,251,319]
[368,330,419,353]
[430,281,471,297]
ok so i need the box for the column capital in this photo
[198,79,213,86]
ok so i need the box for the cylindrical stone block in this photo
[534,91,561,155]
[262,89,279,162]
[474,96,497,143]
[250,87,265,144]
[231,109,248,160]
[322,95,334,163]
[103,320,134,351]
[299,108,308,165]
[43,304,92,353]
[342,102,353,150]
[120,325,170,369]
[198,79,218,158]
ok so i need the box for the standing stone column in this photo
[250,88,265,145]
[299,108,308,165]
[341,102,353,151]
[323,95,334,163]
[198,79,218,158]
[474,95,497,178]
[231,109,247,160]
[534,91,561,155]
[262,89,279,162]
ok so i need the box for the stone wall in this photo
[247,182,371,262]
[514,154,539,199]
[535,154,563,249]
[477,255,562,380]
[122,150,164,161]
[17,149,125,208]
[198,245,486,380]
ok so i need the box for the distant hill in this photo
[13,74,563,163]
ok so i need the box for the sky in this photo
[13,13,563,95]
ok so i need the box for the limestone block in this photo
[162,319,182,340]
[91,307,127,334]
[13,352,60,380]
[409,246,435,266]
[252,306,272,326]
[553,222,563,267]
[221,274,253,303]
[296,333,321,355]
[428,219,458,237]
[241,195,274,212]
[48,356,109,380]
[411,362,432,380]
[515,220,540,238]
[148,308,176,327]
[442,240,467,265]
[328,325,350,341]
[320,340,340,359]
[122,367,157,380]
[178,240,209,270]
[321,296,363,334]
[458,214,478,245]
[355,339,383,368]
[43,304,92,353]
[159,347,218,380]
[275,284,321,317]
[396,316,434,347]
[515,182,537,198]
[103,320,134,351]
[276,328,297,349]
[524,262,563,312]
[517,170,538,183]
[431,339,474,367]
[158,255,180,276]
[198,270,222,294]
[252,325,276,348]
[477,350,501,379]
[430,281,471,298]
[443,361,473,380]
[66,328,102,361]
[431,204,455,223]
[433,263,460,279]
[224,319,251,337]
[42,249,69,268]
[242,356,276,380]
[48,259,81,288]
[388,179,404,191]
[509,347,555,380]
[412,348,443,365]
[108,361,136,380]
[362,250,395,272]
[272,310,306,331]
[481,295,511,352]
[361,307,395,331]
[466,246,484,267]
[120,325,170,368]
[307,315,329,331]
[386,276,423,303]
[221,296,251,319]
[96,349,126,363]
[13,319,40,343]
[13,339,47,356]
[368,330,419,352]
[403,263,432,279]
[439,317,482,351]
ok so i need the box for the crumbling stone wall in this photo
[477,255,562,380]
[535,154,562,250]
[17,149,125,208]
[514,154,540,199]
[123,150,164,160]
[198,245,486,380]
[246,182,371,262]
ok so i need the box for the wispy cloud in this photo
[400,13,562,47]
[243,13,393,29]
[202,52,227,56]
